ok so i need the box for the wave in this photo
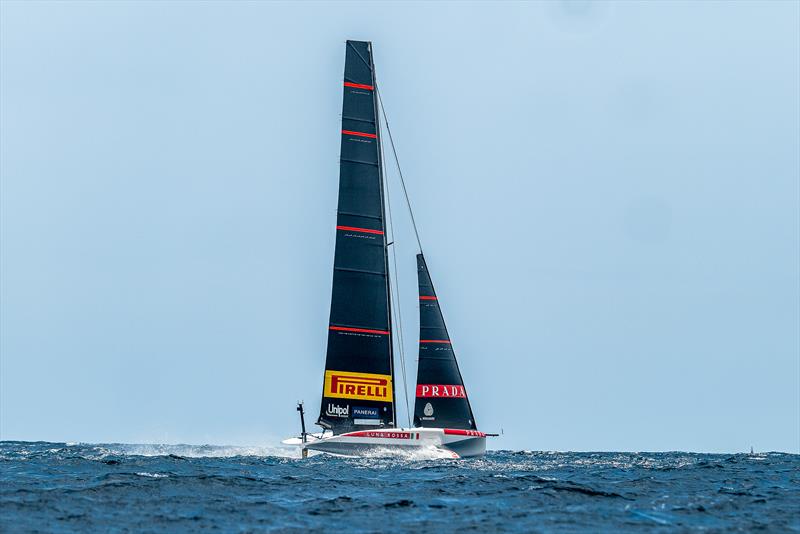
[89,442,300,459]
[135,472,169,478]
[356,445,459,461]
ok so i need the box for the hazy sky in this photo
[1,1,798,453]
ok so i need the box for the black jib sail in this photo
[413,254,477,430]
[317,41,395,433]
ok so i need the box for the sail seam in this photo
[333,266,386,276]
[340,158,378,167]
[342,115,376,124]
[337,211,382,220]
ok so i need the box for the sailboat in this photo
[284,40,490,458]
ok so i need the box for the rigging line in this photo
[388,215,412,428]
[380,111,412,428]
[375,85,424,254]
[383,148,412,429]
[371,60,396,428]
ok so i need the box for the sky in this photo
[1,1,798,453]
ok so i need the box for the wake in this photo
[77,442,299,459]
[356,445,459,460]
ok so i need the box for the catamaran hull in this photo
[303,428,486,458]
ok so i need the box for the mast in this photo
[372,55,396,427]
[413,254,477,430]
[318,41,395,434]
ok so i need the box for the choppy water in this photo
[1,441,797,532]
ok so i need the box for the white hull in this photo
[289,428,486,458]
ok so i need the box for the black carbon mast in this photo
[317,41,395,434]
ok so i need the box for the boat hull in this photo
[302,428,486,458]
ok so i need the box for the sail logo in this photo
[325,370,392,402]
[347,431,414,440]
[325,404,349,418]
[353,406,381,425]
[416,384,466,398]
[353,406,380,419]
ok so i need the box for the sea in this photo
[1,441,797,532]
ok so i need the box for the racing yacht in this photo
[282,40,490,458]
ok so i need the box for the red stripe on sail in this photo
[419,296,438,300]
[330,325,390,335]
[342,129,377,138]
[419,339,451,344]
[336,225,384,235]
[344,81,374,90]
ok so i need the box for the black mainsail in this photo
[317,41,395,433]
[413,254,477,430]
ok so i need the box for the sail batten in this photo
[318,41,395,433]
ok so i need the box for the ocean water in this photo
[1,441,797,532]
